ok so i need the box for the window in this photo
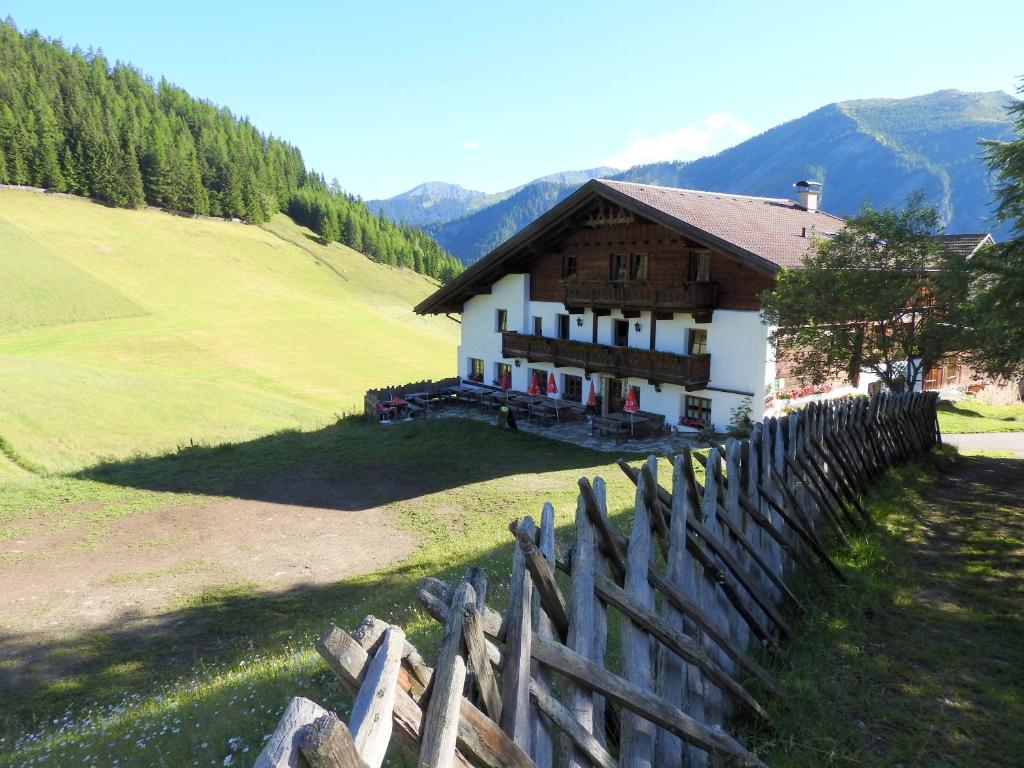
[562,254,578,278]
[688,329,708,355]
[467,357,484,383]
[613,319,629,347]
[629,253,648,281]
[533,316,543,336]
[688,250,711,282]
[496,309,508,332]
[557,314,570,340]
[495,362,512,387]
[684,395,712,424]
[609,253,627,282]
[563,374,583,403]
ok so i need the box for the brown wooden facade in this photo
[501,331,711,390]
[527,217,773,314]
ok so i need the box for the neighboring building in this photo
[918,234,1002,394]
[415,178,846,431]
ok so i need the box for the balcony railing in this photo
[563,280,717,312]
[502,332,710,390]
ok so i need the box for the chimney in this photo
[794,180,822,212]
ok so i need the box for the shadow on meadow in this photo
[74,417,615,511]
[1,529,516,730]
[755,453,1024,766]
[937,400,1024,423]
[8,435,1022,766]
[4,418,635,736]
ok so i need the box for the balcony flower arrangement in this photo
[679,416,710,429]
[775,382,832,401]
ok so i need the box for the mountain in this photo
[616,90,1015,236]
[367,181,510,228]
[425,181,580,264]
[524,166,620,187]
[368,166,620,231]
[0,20,461,282]
[425,91,1016,264]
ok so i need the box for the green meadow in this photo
[936,398,1024,434]
[0,189,458,474]
[2,190,1021,767]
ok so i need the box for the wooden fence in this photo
[256,391,941,768]
[364,377,460,422]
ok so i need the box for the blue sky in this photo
[5,1,1021,199]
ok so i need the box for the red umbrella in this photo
[528,372,540,396]
[586,381,597,407]
[547,372,558,395]
[623,386,638,434]
[501,369,512,390]
[623,387,638,412]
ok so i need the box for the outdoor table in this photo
[532,398,562,420]
[381,398,412,420]
[510,395,537,420]
[606,411,648,436]
[480,391,503,410]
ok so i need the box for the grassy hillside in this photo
[0,189,458,473]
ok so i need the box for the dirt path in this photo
[0,489,417,640]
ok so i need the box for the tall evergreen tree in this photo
[0,18,461,281]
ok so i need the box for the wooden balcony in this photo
[502,332,710,390]
[563,280,717,314]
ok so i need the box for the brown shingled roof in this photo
[415,178,845,315]
[597,180,845,269]
[934,232,995,258]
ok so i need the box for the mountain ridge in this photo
[367,166,620,229]
[401,90,1016,263]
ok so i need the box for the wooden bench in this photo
[633,409,667,437]
[592,416,630,443]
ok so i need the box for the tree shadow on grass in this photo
[0,532,514,729]
[6,418,642,734]
[938,402,1023,422]
[74,417,629,512]
[753,453,1024,767]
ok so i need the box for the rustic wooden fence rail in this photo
[364,377,460,422]
[256,391,941,768]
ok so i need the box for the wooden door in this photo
[608,378,626,414]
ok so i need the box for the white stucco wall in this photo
[458,273,529,388]
[457,289,773,431]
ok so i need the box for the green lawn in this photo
[752,448,1024,767]
[0,418,645,767]
[937,398,1024,434]
[0,189,458,474]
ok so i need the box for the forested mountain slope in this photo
[418,91,1014,263]
[0,20,461,281]
[616,90,1015,235]
[425,181,580,264]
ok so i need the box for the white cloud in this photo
[602,113,754,169]
[463,139,480,150]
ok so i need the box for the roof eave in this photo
[414,179,785,314]
[415,180,611,314]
